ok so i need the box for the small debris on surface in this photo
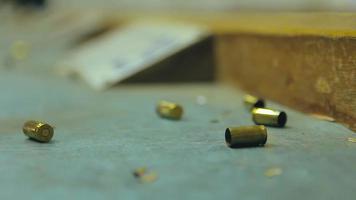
[196,95,207,105]
[10,40,31,61]
[210,119,220,123]
[210,110,234,124]
[133,167,158,183]
[347,137,356,143]
[264,167,283,177]
[310,113,335,122]
[133,167,147,178]
[221,110,232,117]
[140,172,158,183]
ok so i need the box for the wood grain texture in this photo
[216,34,356,131]
[109,12,356,37]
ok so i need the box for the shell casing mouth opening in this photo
[277,112,287,127]
[225,128,232,146]
[254,100,265,108]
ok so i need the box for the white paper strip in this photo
[61,21,209,90]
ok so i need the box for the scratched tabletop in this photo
[0,70,355,200]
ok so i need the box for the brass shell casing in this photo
[22,120,54,143]
[225,125,267,148]
[243,95,265,110]
[252,108,287,127]
[156,101,183,120]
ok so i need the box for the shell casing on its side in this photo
[252,108,287,127]
[22,120,54,143]
[156,101,183,120]
[243,94,265,110]
[225,125,267,148]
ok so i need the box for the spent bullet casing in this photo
[22,120,54,142]
[156,101,183,120]
[243,94,265,110]
[225,125,267,148]
[252,108,287,127]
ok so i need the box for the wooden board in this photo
[108,12,356,37]
[213,13,356,131]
